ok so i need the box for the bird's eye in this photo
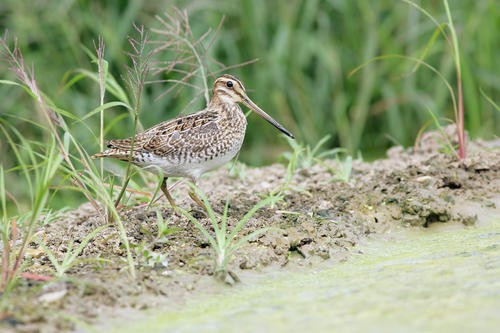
[226,81,233,88]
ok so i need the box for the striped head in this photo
[212,74,247,104]
[211,74,294,138]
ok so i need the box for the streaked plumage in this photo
[92,74,294,208]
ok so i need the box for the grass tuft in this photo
[177,184,281,283]
[0,136,63,295]
[37,225,108,278]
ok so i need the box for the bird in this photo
[92,74,294,208]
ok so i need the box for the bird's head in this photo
[212,74,294,139]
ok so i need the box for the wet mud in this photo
[2,128,499,332]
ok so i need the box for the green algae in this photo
[112,219,500,333]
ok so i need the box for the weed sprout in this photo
[177,184,282,283]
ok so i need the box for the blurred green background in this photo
[0,0,499,208]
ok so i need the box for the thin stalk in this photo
[151,30,209,104]
[11,141,62,284]
[114,25,150,208]
[96,36,106,176]
[113,98,139,208]
[184,38,209,104]
[443,0,466,159]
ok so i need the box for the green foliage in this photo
[0,1,498,210]
[0,32,137,281]
[0,1,498,290]
[327,155,353,183]
[132,242,169,270]
[177,184,281,282]
[353,0,467,158]
[131,210,177,269]
[154,209,179,241]
[37,225,108,278]
[281,134,353,184]
[0,134,63,293]
[283,135,341,171]
[418,107,456,156]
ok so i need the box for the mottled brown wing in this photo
[108,110,220,157]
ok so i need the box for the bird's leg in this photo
[188,190,208,212]
[160,177,177,208]
[187,179,208,212]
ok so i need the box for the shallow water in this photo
[112,219,500,333]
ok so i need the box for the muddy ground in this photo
[2,127,500,332]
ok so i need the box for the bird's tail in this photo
[91,149,131,161]
[91,151,106,159]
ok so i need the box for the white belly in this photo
[139,146,240,181]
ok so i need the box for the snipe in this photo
[92,74,294,208]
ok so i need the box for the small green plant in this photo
[271,150,308,198]
[316,148,353,183]
[130,212,173,269]
[0,32,137,280]
[177,184,281,282]
[405,0,466,159]
[334,155,353,182]
[283,135,341,171]
[154,209,179,241]
[330,155,353,183]
[0,136,63,294]
[274,135,342,195]
[132,242,169,269]
[414,107,456,156]
[37,225,108,278]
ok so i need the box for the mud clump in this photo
[2,129,499,331]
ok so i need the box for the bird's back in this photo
[93,103,247,180]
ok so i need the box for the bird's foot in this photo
[214,269,241,285]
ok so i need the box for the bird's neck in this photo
[208,94,238,109]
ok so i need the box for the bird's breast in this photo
[142,105,247,180]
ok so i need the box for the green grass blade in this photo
[81,101,133,121]
[227,195,277,244]
[64,225,107,268]
[176,207,217,250]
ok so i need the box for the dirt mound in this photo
[3,130,500,331]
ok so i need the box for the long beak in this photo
[242,96,294,139]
